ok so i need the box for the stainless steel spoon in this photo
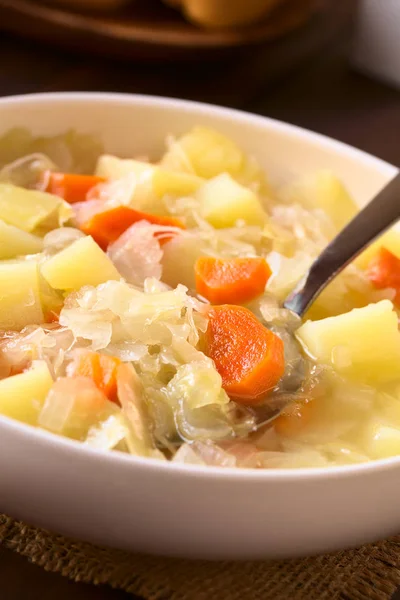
[283,172,400,316]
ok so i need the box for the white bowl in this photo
[0,92,398,561]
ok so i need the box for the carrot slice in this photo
[70,351,121,403]
[80,206,185,250]
[195,256,271,304]
[204,305,285,405]
[366,246,400,304]
[44,172,105,204]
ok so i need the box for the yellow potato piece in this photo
[280,170,357,232]
[0,258,44,330]
[0,219,42,259]
[95,155,150,180]
[0,360,53,425]
[160,126,269,193]
[361,420,400,459]
[355,227,400,270]
[161,126,243,178]
[0,183,72,232]
[41,235,120,291]
[297,300,400,384]
[196,173,267,228]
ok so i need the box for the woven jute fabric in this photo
[1,515,400,600]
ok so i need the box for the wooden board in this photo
[0,0,319,62]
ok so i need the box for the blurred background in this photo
[0,0,399,167]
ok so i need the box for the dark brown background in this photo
[1,1,400,598]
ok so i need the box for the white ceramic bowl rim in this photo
[1,91,399,484]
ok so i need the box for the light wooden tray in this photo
[0,0,319,62]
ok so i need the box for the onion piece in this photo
[116,362,155,456]
[107,221,164,286]
[72,199,107,227]
[38,376,110,439]
[0,153,57,189]
[43,227,85,256]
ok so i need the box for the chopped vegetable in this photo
[195,256,271,304]
[0,259,44,330]
[280,170,357,231]
[95,156,203,213]
[197,173,267,228]
[0,360,53,425]
[297,300,400,383]
[355,228,400,270]
[106,222,164,287]
[366,247,400,304]
[361,419,400,459]
[44,172,105,204]
[161,127,244,179]
[162,234,205,291]
[0,183,72,232]
[41,235,121,291]
[68,351,121,403]
[203,305,285,404]
[160,126,269,192]
[80,205,185,250]
[95,155,151,180]
[116,363,155,456]
[84,413,128,451]
[0,219,42,258]
[38,376,119,440]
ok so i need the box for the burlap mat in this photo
[1,515,400,600]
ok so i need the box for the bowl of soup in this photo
[0,92,398,560]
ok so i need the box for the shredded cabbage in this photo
[58,277,256,446]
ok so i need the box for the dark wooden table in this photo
[1,3,400,598]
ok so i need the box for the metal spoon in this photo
[283,172,400,316]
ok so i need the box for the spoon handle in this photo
[283,172,400,316]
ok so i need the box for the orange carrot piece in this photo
[195,256,271,304]
[44,172,105,204]
[274,400,315,438]
[71,352,121,403]
[204,305,285,405]
[80,206,185,250]
[366,247,400,304]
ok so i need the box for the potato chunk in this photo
[281,170,357,231]
[41,235,120,291]
[361,419,400,459]
[355,228,400,270]
[0,219,42,258]
[160,126,268,192]
[197,173,267,228]
[297,300,400,383]
[0,258,44,330]
[0,360,53,425]
[0,183,72,232]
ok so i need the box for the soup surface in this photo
[0,126,399,469]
